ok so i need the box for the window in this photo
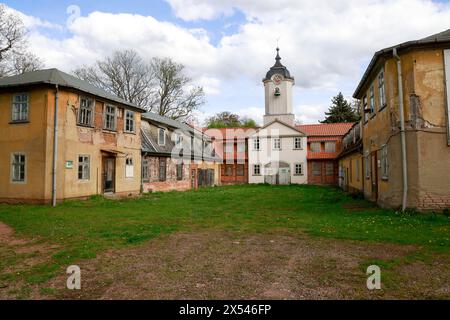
[356,159,361,182]
[125,157,134,178]
[225,144,234,153]
[253,138,260,151]
[295,163,304,176]
[159,158,166,181]
[78,155,90,180]
[142,159,149,182]
[237,142,246,153]
[325,142,336,153]
[365,154,371,179]
[125,110,135,133]
[310,142,321,153]
[237,165,245,176]
[350,160,353,182]
[177,163,184,181]
[363,96,369,123]
[381,145,389,179]
[78,97,94,126]
[11,153,26,182]
[326,163,334,176]
[158,128,166,145]
[294,137,302,150]
[369,86,375,115]
[253,164,261,176]
[175,133,183,146]
[312,162,321,176]
[273,138,281,150]
[12,93,29,122]
[225,165,233,176]
[378,70,386,109]
[103,105,116,131]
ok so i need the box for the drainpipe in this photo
[52,85,59,207]
[393,48,408,211]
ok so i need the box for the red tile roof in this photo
[297,123,354,137]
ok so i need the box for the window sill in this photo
[77,124,94,129]
[382,176,389,181]
[103,129,117,133]
[294,174,304,177]
[125,131,137,135]
[10,120,29,124]
[253,174,262,176]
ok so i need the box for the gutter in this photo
[393,48,408,211]
[52,85,59,207]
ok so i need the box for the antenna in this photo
[276,37,280,48]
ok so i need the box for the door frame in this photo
[102,156,116,194]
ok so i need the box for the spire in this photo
[274,47,282,67]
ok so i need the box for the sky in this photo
[3,0,450,125]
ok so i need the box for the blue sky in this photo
[3,0,450,124]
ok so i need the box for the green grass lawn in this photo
[0,184,449,291]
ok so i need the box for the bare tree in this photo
[150,57,205,120]
[0,4,44,77]
[74,50,155,109]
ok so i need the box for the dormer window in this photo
[158,128,166,146]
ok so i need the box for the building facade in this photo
[298,123,353,185]
[141,112,221,193]
[353,29,450,211]
[338,123,364,193]
[248,49,308,185]
[0,69,144,204]
[205,128,255,185]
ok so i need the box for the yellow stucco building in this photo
[352,29,450,211]
[0,69,145,204]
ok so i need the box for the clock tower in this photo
[263,48,295,126]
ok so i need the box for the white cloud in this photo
[6,1,450,124]
[295,104,328,125]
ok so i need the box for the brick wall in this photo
[221,162,248,185]
[143,156,191,193]
[417,193,450,211]
[307,160,339,185]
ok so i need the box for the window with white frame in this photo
[12,93,29,122]
[11,153,26,182]
[378,70,386,109]
[253,164,261,176]
[294,137,302,150]
[237,141,246,153]
[273,137,281,150]
[253,138,260,151]
[295,163,304,176]
[78,155,90,180]
[312,162,321,176]
[369,85,375,115]
[158,128,166,145]
[381,145,388,179]
[125,110,135,133]
[78,97,94,126]
[310,142,321,153]
[175,133,183,146]
[363,95,369,123]
[325,142,336,153]
[125,157,134,178]
[103,105,116,131]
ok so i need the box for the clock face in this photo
[273,75,283,85]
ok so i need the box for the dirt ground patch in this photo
[39,231,449,300]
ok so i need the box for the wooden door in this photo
[103,157,116,193]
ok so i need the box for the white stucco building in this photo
[248,48,308,185]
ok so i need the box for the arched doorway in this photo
[264,162,291,185]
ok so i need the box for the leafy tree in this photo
[320,92,360,123]
[206,112,257,128]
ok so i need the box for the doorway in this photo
[102,157,116,194]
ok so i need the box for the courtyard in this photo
[0,185,448,300]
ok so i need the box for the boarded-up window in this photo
[312,162,321,176]
[159,158,166,181]
[125,157,134,178]
[325,142,336,153]
[310,142,321,153]
[237,165,245,176]
[142,159,149,182]
[326,163,334,176]
[177,163,183,181]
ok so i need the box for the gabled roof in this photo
[353,29,450,98]
[251,119,306,136]
[0,68,145,111]
[297,123,353,137]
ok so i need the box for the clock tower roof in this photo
[264,47,294,82]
